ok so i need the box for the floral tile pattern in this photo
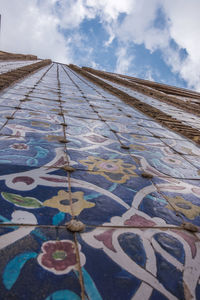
[0,226,83,300]
[0,62,199,300]
[79,227,200,300]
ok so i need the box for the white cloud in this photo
[54,0,94,29]
[114,0,200,90]
[144,68,155,82]
[86,0,133,22]
[1,0,200,90]
[0,0,134,63]
[116,0,169,51]
[115,46,134,74]
[0,0,71,63]
[163,0,200,90]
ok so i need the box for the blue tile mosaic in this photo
[0,62,199,300]
[0,226,82,300]
[78,227,200,300]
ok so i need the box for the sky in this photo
[1,0,200,91]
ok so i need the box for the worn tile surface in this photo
[0,60,41,74]
[0,62,199,300]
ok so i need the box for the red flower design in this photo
[37,240,85,275]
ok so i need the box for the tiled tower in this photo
[0,53,200,300]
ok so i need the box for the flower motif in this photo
[43,190,95,216]
[166,195,200,219]
[10,143,29,150]
[79,156,138,183]
[37,240,85,275]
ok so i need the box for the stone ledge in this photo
[69,64,200,145]
[0,50,37,61]
[83,67,200,117]
[0,59,52,91]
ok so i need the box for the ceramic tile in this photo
[115,133,200,179]
[0,226,82,300]
[67,168,182,226]
[78,227,200,300]
[0,134,66,171]
[161,138,200,155]
[138,189,182,226]
[20,97,59,107]
[0,98,20,108]
[64,116,104,127]
[114,106,148,119]
[14,110,63,124]
[106,121,153,135]
[0,166,73,225]
[64,118,116,139]
[153,178,200,227]
[0,60,41,74]
[183,155,200,169]
[0,106,15,118]
[20,102,61,113]
[1,118,63,136]
[30,92,59,101]
[0,117,6,129]
[116,132,166,147]
[65,135,122,170]
[0,89,29,98]
[139,151,200,179]
[64,110,100,120]
[145,126,185,139]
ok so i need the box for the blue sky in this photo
[63,15,187,89]
[1,0,200,91]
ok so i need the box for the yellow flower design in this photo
[79,156,138,183]
[166,196,200,219]
[129,144,146,151]
[45,135,63,142]
[131,135,147,141]
[43,190,95,216]
[31,121,50,128]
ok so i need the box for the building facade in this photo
[0,54,199,300]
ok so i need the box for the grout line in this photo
[152,182,184,222]
[57,63,75,219]
[85,67,200,117]
[0,222,195,231]
[62,64,141,167]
